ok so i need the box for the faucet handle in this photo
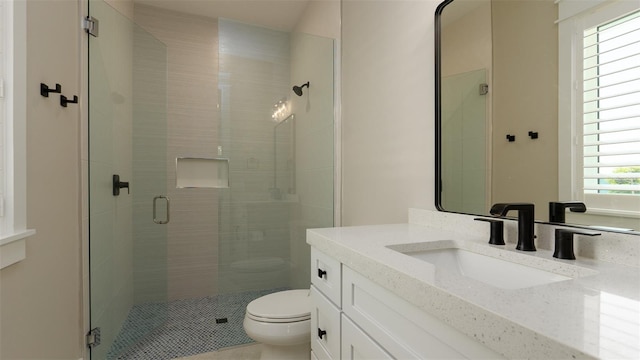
[553,228,600,260]
[474,218,505,245]
[549,201,587,223]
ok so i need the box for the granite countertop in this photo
[307,223,640,360]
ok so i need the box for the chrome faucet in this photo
[489,203,536,251]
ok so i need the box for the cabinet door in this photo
[311,286,341,360]
[342,315,393,360]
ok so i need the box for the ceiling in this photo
[134,0,312,31]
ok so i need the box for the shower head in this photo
[292,82,310,96]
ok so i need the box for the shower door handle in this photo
[153,195,170,224]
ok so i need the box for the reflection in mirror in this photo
[436,0,640,233]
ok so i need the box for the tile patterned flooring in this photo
[108,289,284,359]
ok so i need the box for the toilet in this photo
[243,289,311,360]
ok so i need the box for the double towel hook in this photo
[40,82,78,108]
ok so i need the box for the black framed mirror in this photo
[435,0,640,234]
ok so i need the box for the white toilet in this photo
[243,289,311,360]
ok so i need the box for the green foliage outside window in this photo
[606,167,640,194]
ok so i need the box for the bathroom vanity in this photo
[309,247,503,359]
[307,209,640,359]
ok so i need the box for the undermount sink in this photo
[389,242,579,290]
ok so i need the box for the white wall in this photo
[341,0,437,225]
[0,0,82,358]
[294,0,340,39]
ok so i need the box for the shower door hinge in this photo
[479,83,489,95]
[83,16,99,37]
[86,327,101,348]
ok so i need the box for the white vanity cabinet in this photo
[311,249,342,360]
[310,248,504,360]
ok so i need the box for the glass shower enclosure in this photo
[88,1,335,358]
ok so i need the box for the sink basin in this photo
[395,246,572,289]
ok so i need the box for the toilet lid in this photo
[246,289,310,322]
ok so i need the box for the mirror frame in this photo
[433,0,639,235]
[434,0,453,213]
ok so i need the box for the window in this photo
[581,8,640,215]
[558,0,640,219]
[0,0,34,269]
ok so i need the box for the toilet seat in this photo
[246,289,310,323]
[246,313,310,323]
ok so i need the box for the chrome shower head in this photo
[292,82,310,96]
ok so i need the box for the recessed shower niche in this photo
[176,157,230,188]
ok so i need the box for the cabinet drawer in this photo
[342,266,504,359]
[342,314,393,360]
[311,285,341,360]
[311,248,341,307]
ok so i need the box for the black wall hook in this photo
[506,134,516,142]
[528,131,539,139]
[40,83,61,97]
[60,95,78,107]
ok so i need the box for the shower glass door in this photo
[88,0,169,358]
[217,19,335,304]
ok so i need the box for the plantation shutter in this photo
[582,10,640,196]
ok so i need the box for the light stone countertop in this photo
[307,223,640,360]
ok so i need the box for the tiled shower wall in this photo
[132,24,168,304]
[135,5,220,301]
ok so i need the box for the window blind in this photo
[582,10,640,195]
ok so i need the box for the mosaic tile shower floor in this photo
[107,288,286,360]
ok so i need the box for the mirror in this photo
[435,0,640,233]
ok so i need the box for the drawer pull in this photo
[318,268,327,279]
[318,328,327,339]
